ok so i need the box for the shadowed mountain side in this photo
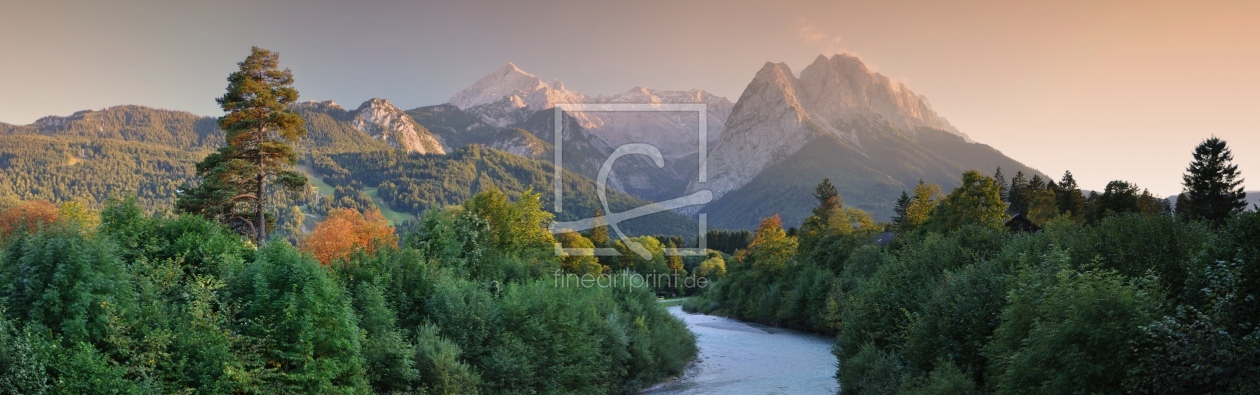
[700,127,1043,229]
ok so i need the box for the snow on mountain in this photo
[351,98,444,154]
[448,63,732,159]
[449,63,592,128]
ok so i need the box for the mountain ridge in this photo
[447,63,734,159]
[689,54,1042,227]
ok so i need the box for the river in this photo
[642,306,839,395]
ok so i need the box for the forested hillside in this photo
[701,127,1045,229]
[311,145,698,236]
[0,134,205,210]
[0,104,699,236]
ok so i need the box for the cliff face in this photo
[693,54,969,202]
[352,98,444,154]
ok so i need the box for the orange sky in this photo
[1,0,1257,196]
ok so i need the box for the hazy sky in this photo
[2,0,1257,196]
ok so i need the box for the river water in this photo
[642,306,840,395]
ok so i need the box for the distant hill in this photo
[312,145,698,236]
[1166,191,1260,213]
[0,104,697,236]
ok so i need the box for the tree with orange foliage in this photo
[299,208,397,265]
[0,200,60,239]
[735,214,798,271]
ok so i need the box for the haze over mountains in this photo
[448,62,734,159]
[1,53,1048,231]
[690,54,1041,228]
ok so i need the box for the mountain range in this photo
[1,53,1054,231]
[689,54,1041,228]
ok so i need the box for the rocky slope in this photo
[351,98,445,154]
[447,63,733,159]
[689,54,1042,227]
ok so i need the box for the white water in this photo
[643,306,839,395]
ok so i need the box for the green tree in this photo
[994,167,1008,203]
[557,231,602,275]
[177,46,307,243]
[892,191,912,229]
[926,171,1008,232]
[987,252,1160,395]
[815,178,840,213]
[1028,174,1046,191]
[225,242,368,393]
[1176,136,1247,223]
[1027,189,1059,225]
[1008,171,1029,215]
[588,208,610,248]
[1055,171,1086,219]
[696,250,727,280]
[904,181,943,230]
[1087,181,1142,223]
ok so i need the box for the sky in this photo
[1,0,1258,196]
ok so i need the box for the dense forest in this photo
[686,137,1258,394]
[0,47,700,394]
[0,190,697,394]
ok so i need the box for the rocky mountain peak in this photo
[447,63,587,127]
[691,54,971,203]
[292,100,344,112]
[796,54,963,139]
[352,98,444,154]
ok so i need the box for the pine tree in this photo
[892,190,911,229]
[177,47,307,243]
[1008,171,1029,216]
[1176,136,1247,223]
[814,178,840,213]
[1056,171,1086,219]
[994,167,1008,203]
[1029,174,1046,192]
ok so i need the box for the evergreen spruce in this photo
[1056,171,1086,218]
[814,178,840,212]
[1176,137,1247,223]
[892,191,911,229]
[994,167,1008,203]
[1008,171,1030,216]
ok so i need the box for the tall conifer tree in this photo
[177,47,307,243]
[1176,137,1247,223]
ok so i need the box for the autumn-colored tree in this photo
[0,200,60,239]
[300,208,396,265]
[737,215,798,271]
